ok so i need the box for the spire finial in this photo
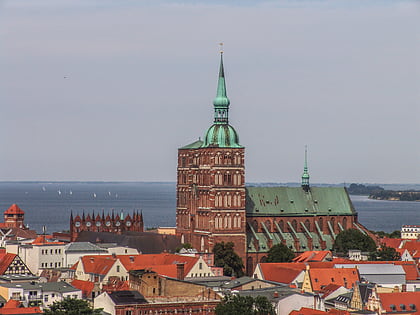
[219,42,224,54]
[302,145,310,191]
[213,46,230,124]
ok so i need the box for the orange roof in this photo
[308,267,359,292]
[380,237,403,249]
[258,263,306,284]
[117,253,199,275]
[71,279,94,297]
[31,235,65,245]
[79,254,199,277]
[0,300,42,314]
[0,253,17,275]
[318,283,342,298]
[289,307,328,315]
[400,263,420,281]
[80,256,118,275]
[4,204,24,215]
[293,251,332,263]
[378,292,420,314]
[401,240,420,258]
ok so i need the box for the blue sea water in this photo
[0,182,418,234]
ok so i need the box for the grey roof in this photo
[335,264,405,275]
[0,281,80,293]
[236,285,304,302]
[0,274,39,282]
[65,242,108,253]
[221,276,279,289]
[186,276,232,288]
[109,290,148,305]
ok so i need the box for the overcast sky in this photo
[0,0,419,183]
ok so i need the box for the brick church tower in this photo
[176,52,246,260]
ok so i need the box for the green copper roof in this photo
[302,147,310,187]
[179,139,204,149]
[213,54,230,109]
[245,186,356,216]
[202,52,242,148]
[203,124,242,148]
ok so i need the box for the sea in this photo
[0,182,418,234]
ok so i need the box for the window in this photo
[125,311,132,315]
[116,265,120,272]
[199,263,202,270]
[44,295,48,302]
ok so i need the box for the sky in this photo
[0,0,419,184]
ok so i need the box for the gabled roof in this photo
[380,237,403,249]
[293,251,332,263]
[108,290,147,305]
[0,253,18,275]
[258,263,306,284]
[4,204,25,215]
[378,292,420,314]
[308,267,359,292]
[318,283,342,298]
[71,279,94,298]
[289,307,330,315]
[0,299,42,314]
[118,253,199,275]
[79,256,118,275]
[31,235,65,245]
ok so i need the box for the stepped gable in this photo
[75,231,181,254]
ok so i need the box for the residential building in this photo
[0,299,42,314]
[0,249,33,277]
[401,225,420,240]
[0,282,81,308]
[17,235,66,275]
[301,266,359,293]
[366,290,420,314]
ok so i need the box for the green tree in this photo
[266,243,295,263]
[215,294,275,315]
[44,298,102,315]
[213,242,244,277]
[333,229,376,254]
[175,243,193,253]
[370,245,401,261]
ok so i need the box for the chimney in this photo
[401,284,407,292]
[176,263,185,280]
[273,291,279,298]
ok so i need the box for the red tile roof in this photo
[31,235,65,245]
[0,253,17,275]
[380,237,403,249]
[378,292,420,314]
[71,279,95,298]
[4,204,25,215]
[258,263,306,284]
[293,251,332,263]
[80,256,118,275]
[308,267,359,292]
[289,307,350,315]
[318,283,342,298]
[0,299,42,314]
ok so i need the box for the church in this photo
[176,52,371,273]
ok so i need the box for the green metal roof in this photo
[245,186,355,216]
[203,124,242,148]
[179,139,204,149]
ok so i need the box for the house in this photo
[0,299,42,314]
[0,249,33,277]
[253,263,307,287]
[401,225,420,240]
[366,290,420,314]
[72,255,127,284]
[17,235,66,275]
[94,290,219,315]
[301,266,359,293]
[349,281,375,311]
[335,263,406,289]
[0,281,81,308]
[289,307,351,315]
[129,269,220,302]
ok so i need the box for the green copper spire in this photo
[203,50,242,148]
[213,52,230,124]
[302,146,310,191]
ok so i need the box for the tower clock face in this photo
[96,221,101,227]
[75,222,81,227]
[126,221,131,227]
[86,222,91,227]
[106,221,111,226]
[115,221,121,227]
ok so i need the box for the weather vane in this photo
[219,42,224,54]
